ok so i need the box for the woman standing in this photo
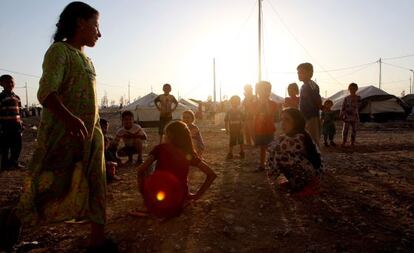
[17,2,115,251]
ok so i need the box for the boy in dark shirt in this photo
[0,75,24,170]
[297,63,322,146]
[225,95,245,159]
[154,83,178,143]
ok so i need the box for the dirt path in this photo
[1,115,413,252]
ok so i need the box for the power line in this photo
[269,61,377,75]
[0,68,41,78]
[382,62,412,71]
[265,0,343,87]
[382,53,414,61]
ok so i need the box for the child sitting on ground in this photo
[321,99,337,147]
[134,121,216,218]
[283,83,299,109]
[182,110,205,156]
[115,111,147,165]
[266,108,322,194]
[339,83,361,147]
[224,95,245,159]
[99,118,120,182]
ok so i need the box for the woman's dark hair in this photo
[53,1,99,42]
[282,108,306,135]
[165,121,196,157]
[282,108,321,171]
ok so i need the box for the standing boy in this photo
[297,63,322,146]
[0,75,24,170]
[225,95,245,159]
[154,83,178,143]
[253,81,278,172]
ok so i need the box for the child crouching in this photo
[135,121,216,218]
[266,108,322,194]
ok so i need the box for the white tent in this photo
[327,85,407,122]
[179,98,199,111]
[121,92,190,127]
[271,93,284,103]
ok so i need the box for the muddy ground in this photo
[1,111,413,253]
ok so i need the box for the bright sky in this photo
[1,0,414,107]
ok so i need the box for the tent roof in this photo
[179,98,199,109]
[328,85,395,111]
[271,93,284,103]
[121,92,188,111]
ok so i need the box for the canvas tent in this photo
[271,93,284,103]
[121,92,190,127]
[328,85,408,122]
[179,98,199,111]
[402,94,414,110]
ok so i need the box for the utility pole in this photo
[219,82,222,102]
[410,69,414,94]
[25,82,29,108]
[258,0,263,82]
[213,58,216,103]
[128,81,131,104]
[378,58,382,89]
[410,77,411,94]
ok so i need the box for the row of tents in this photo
[121,85,412,126]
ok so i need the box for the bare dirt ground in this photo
[1,111,413,253]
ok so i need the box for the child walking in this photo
[154,83,178,143]
[115,110,147,165]
[266,108,322,193]
[242,84,256,146]
[225,95,245,159]
[321,99,336,147]
[253,81,279,171]
[0,74,24,170]
[135,121,216,218]
[283,83,299,109]
[339,83,361,147]
[182,110,205,156]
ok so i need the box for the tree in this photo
[101,92,109,108]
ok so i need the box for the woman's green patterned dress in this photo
[17,42,106,225]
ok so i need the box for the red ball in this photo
[143,170,186,218]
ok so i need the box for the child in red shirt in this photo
[134,121,216,218]
[283,83,299,109]
[254,81,279,172]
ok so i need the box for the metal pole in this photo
[379,58,382,89]
[213,58,216,103]
[411,70,414,94]
[128,81,130,104]
[410,77,412,94]
[258,0,262,82]
[25,82,29,108]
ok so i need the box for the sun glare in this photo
[156,191,166,201]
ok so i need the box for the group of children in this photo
[222,62,361,194]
